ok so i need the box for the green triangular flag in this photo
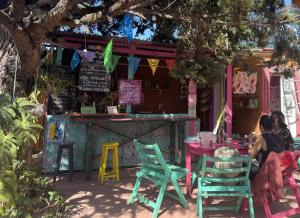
[103,40,113,74]
[110,55,120,73]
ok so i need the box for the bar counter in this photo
[42,113,199,180]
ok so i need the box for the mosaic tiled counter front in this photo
[42,114,200,175]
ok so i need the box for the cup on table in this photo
[226,137,232,146]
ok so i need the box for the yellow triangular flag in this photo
[147,59,160,75]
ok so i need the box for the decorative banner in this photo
[120,14,133,41]
[127,55,141,79]
[148,59,160,75]
[103,40,113,74]
[78,50,96,62]
[118,80,142,105]
[55,47,63,65]
[70,50,80,71]
[165,59,176,72]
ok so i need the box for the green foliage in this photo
[0,93,69,217]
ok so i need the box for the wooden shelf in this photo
[143,89,168,91]
[233,106,257,109]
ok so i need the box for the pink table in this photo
[185,141,248,194]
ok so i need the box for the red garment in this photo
[252,151,298,204]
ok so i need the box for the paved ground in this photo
[52,168,300,218]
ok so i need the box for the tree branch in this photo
[38,0,75,31]
[0,10,12,28]
[11,0,25,22]
[77,0,155,24]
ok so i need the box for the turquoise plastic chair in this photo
[197,155,254,218]
[293,137,300,150]
[129,139,188,218]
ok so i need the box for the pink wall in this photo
[226,64,233,137]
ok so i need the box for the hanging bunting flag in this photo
[70,50,80,71]
[165,59,176,72]
[55,47,63,65]
[109,55,121,73]
[120,14,133,41]
[78,50,96,62]
[127,55,141,79]
[103,40,113,74]
[147,59,160,75]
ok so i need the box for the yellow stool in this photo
[98,142,120,184]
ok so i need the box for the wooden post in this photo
[226,64,233,138]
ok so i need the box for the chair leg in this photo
[263,198,272,218]
[192,157,202,188]
[248,196,255,218]
[152,180,168,218]
[129,176,142,204]
[114,147,120,181]
[197,181,203,218]
[100,148,108,184]
[69,146,74,182]
[171,176,188,208]
[236,196,243,214]
[289,175,300,206]
[53,146,63,182]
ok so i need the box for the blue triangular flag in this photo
[127,56,141,79]
[71,50,80,71]
[120,14,133,41]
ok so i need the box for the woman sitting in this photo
[248,115,285,180]
[271,111,294,151]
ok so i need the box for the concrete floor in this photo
[52,168,300,218]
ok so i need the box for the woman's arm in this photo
[248,136,263,158]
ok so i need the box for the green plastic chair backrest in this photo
[293,138,300,150]
[200,155,252,183]
[133,139,168,173]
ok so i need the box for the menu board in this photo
[47,65,76,115]
[79,55,111,92]
[118,80,142,105]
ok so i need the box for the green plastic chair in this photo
[129,139,188,218]
[293,137,300,150]
[197,155,254,218]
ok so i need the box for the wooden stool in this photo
[53,142,74,182]
[98,142,120,184]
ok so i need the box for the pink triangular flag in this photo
[165,59,176,71]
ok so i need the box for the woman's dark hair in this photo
[271,111,287,129]
[259,115,272,131]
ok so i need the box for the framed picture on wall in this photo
[47,118,66,143]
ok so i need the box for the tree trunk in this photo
[0,25,41,96]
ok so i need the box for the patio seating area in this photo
[52,168,300,218]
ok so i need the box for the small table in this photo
[185,141,248,194]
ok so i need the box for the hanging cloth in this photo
[55,47,63,65]
[120,14,133,41]
[70,50,80,71]
[103,40,113,74]
[147,59,160,75]
[127,55,141,79]
[165,59,176,72]
[77,50,96,62]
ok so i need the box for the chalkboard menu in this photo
[79,55,111,92]
[48,65,76,115]
[118,80,142,105]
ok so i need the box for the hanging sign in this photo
[148,59,160,75]
[78,50,96,62]
[165,59,176,72]
[118,80,142,105]
[233,71,257,94]
[79,54,111,92]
